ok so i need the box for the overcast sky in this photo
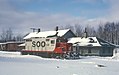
[0,0,119,35]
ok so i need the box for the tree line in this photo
[0,28,23,42]
[60,22,119,45]
[1,22,119,45]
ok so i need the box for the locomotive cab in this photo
[54,37,72,54]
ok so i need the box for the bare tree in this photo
[0,29,6,41]
[15,34,23,41]
[115,23,119,44]
[1,28,13,42]
[97,25,104,38]
[85,25,96,37]
[74,24,83,37]
[64,24,75,33]
[96,22,119,45]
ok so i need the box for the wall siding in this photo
[73,46,114,56]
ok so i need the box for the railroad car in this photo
[21,37,72,58]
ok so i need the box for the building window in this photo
[62,48,65,51]
[102,49,105,53]
[88,49,91,53]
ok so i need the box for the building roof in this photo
[96,37,116,47]
[0,43,7,45]
[68,37,116,47]
[0,41,24,45]
[18,43,25,47]
[24,29,70,39]
[68,37,101,46]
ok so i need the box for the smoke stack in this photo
[84,28,88,38]
[56,26,58,31]
[38,28,40,32]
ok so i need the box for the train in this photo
[21,36,77,58]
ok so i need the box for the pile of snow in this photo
[0,51,21,55]
[112,53,119,60]
[0,51,43,59]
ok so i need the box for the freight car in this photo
[21,37,74,58]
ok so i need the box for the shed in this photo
[0,41,24,51]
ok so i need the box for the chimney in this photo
[55,32,58,36]
[38,28,40,32]
[84,28,88,38]
[56,26,58,31]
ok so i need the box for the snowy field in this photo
[0,51,119,75]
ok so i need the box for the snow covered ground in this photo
[0,51,119,75]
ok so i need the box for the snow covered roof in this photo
[24,29,70,39]
[0,43,7,45]
[18,43,25,47]
[0,41,24,45]
[68,37,101,46]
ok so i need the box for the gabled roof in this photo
[0,41,24,45]
[24,29,70,39]
[68,37,101,46]
[96,37,116,47]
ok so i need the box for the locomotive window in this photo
[46,39,50,41]
[51,40,55,44]
[62,48,65,51]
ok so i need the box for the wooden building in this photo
[68,37,116,56]
[0,41,24,51]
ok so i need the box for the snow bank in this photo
[112,53,119,60]
[0,51,119,75]
[0,51,21,55]
[0,51,43,59]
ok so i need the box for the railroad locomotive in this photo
[21,36,73,58]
